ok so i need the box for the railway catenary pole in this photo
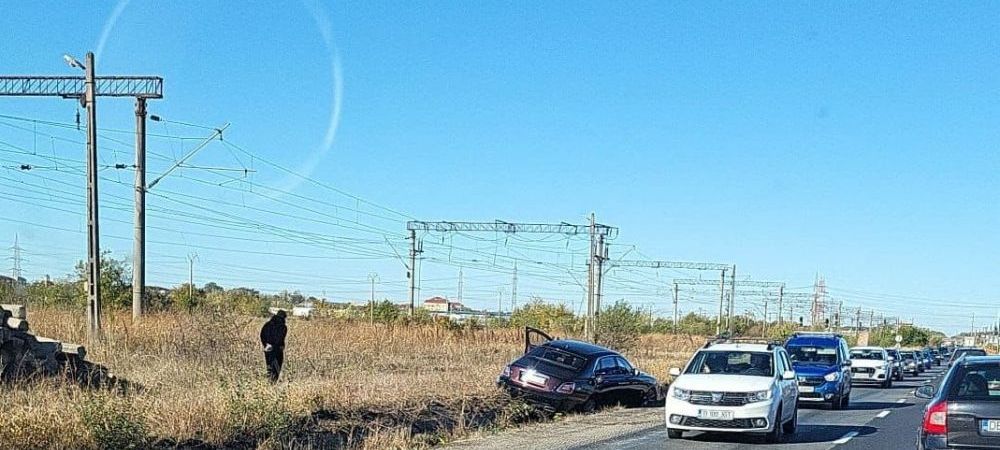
[672,282,679,333]
[132,97,146,320]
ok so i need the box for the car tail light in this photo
[923,400,948,435]
[555,382,576,394]
[501,365,511,378]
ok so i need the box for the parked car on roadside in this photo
[497,328,659,413]
[850,347,895,388]
[665,338,798,443]
[948,348,988,368]
[887,348,906,381]
[915,355,1000,449]
[784,332,853,409]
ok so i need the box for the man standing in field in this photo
[260,310,287,383]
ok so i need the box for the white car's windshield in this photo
[685,351,774,377]
[850,349,884,360]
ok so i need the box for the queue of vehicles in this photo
[496,328,997,446]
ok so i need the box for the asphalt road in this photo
[451,365,948,450]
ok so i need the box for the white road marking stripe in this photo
[897,398,906,403]
[833,431,859,445]
[877,410,891,418]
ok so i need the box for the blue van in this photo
[784,332,852,409]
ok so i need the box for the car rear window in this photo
[850,349,884,360]
[526,346,587,370]
[948,364,1000,401]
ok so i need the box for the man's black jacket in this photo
[260,314,287,349]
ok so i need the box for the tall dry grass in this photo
[0,307,701,449]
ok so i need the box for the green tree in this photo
[596,300,645,352]
[74,252,132,309]
[509,298,580,333]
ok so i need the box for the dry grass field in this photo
[1,307,703,449]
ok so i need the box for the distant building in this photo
[292,305,313,318]
[422,296,468,313]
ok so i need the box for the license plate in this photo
[981,419,1000,435]
[521,371,548,386]
[698,409,734,421]
[799,386,815,393]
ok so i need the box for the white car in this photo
[664,341,799,443]
[849,346,894,388]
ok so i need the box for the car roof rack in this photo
[703,337,783,350]
[790,331,843,338]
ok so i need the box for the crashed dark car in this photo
[496,327,659,412]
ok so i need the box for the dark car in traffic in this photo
[949,348,988,368]
[915,355,1000,449]
[497,328,659,412]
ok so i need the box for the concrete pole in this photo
[717,268,727,336]
[672,282,679,333]
[84,52,102,339]
[777,285,784,327]
[728,265,737,335]
[408,229,417,317]
[132,97,146,320]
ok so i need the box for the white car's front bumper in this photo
[664,398,777,433]
[851,367,890,383]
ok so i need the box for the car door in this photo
[593,356,624,393]
[524,327,553,354]
[614,356,643,393]
[839,340,852,393]
[777,350,797,418]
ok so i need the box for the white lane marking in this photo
[833,431,859,445]
[877,410,891,418]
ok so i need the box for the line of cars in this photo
[496,328,997,446]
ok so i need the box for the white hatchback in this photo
[664,341,799,443]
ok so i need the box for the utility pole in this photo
[586,213,596,341]
[83,52,102,339]
[717,268,727,335]
[763,299,769,337]
[10,234,22,280]
[594,232,606,332]
[672,282,679,333]
[855,308,862,338]
[728,265,737,335]
[407,229,419,317]
[777,284,784,327]
[497,288,505,315]
[132,97,146,320]
[187,252,197,304]
[511,262,518,311]
[457,267,463,305]
[837,301,843,330]
[368,272,378,323]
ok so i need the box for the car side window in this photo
[774,351,786,374]
[779,351,792,374]
[615,357,634,372]
[596,357,616,373]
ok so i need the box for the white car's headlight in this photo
[824,372,839,382]
[747,389,773,403]
[672,388,691,401]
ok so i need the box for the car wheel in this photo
[765,405,785,444]
[783,407,797,434]
[579,397,597,413]
[840,392,850,409]
[830,394,842,410]
[667,428,683,439]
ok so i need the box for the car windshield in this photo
[850,349,884,360]
[900,352,915,359]
[948,364,1000,401]
[526,346,587,370]
[787,345,839,365]
[685,351,774,377]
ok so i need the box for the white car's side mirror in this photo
[782,370,796,380]
[669,367,681,377]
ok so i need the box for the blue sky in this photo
[1,2,997,334]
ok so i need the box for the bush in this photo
[79,393,149,450]
[596,300,645,352]
[509,299,579,333]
